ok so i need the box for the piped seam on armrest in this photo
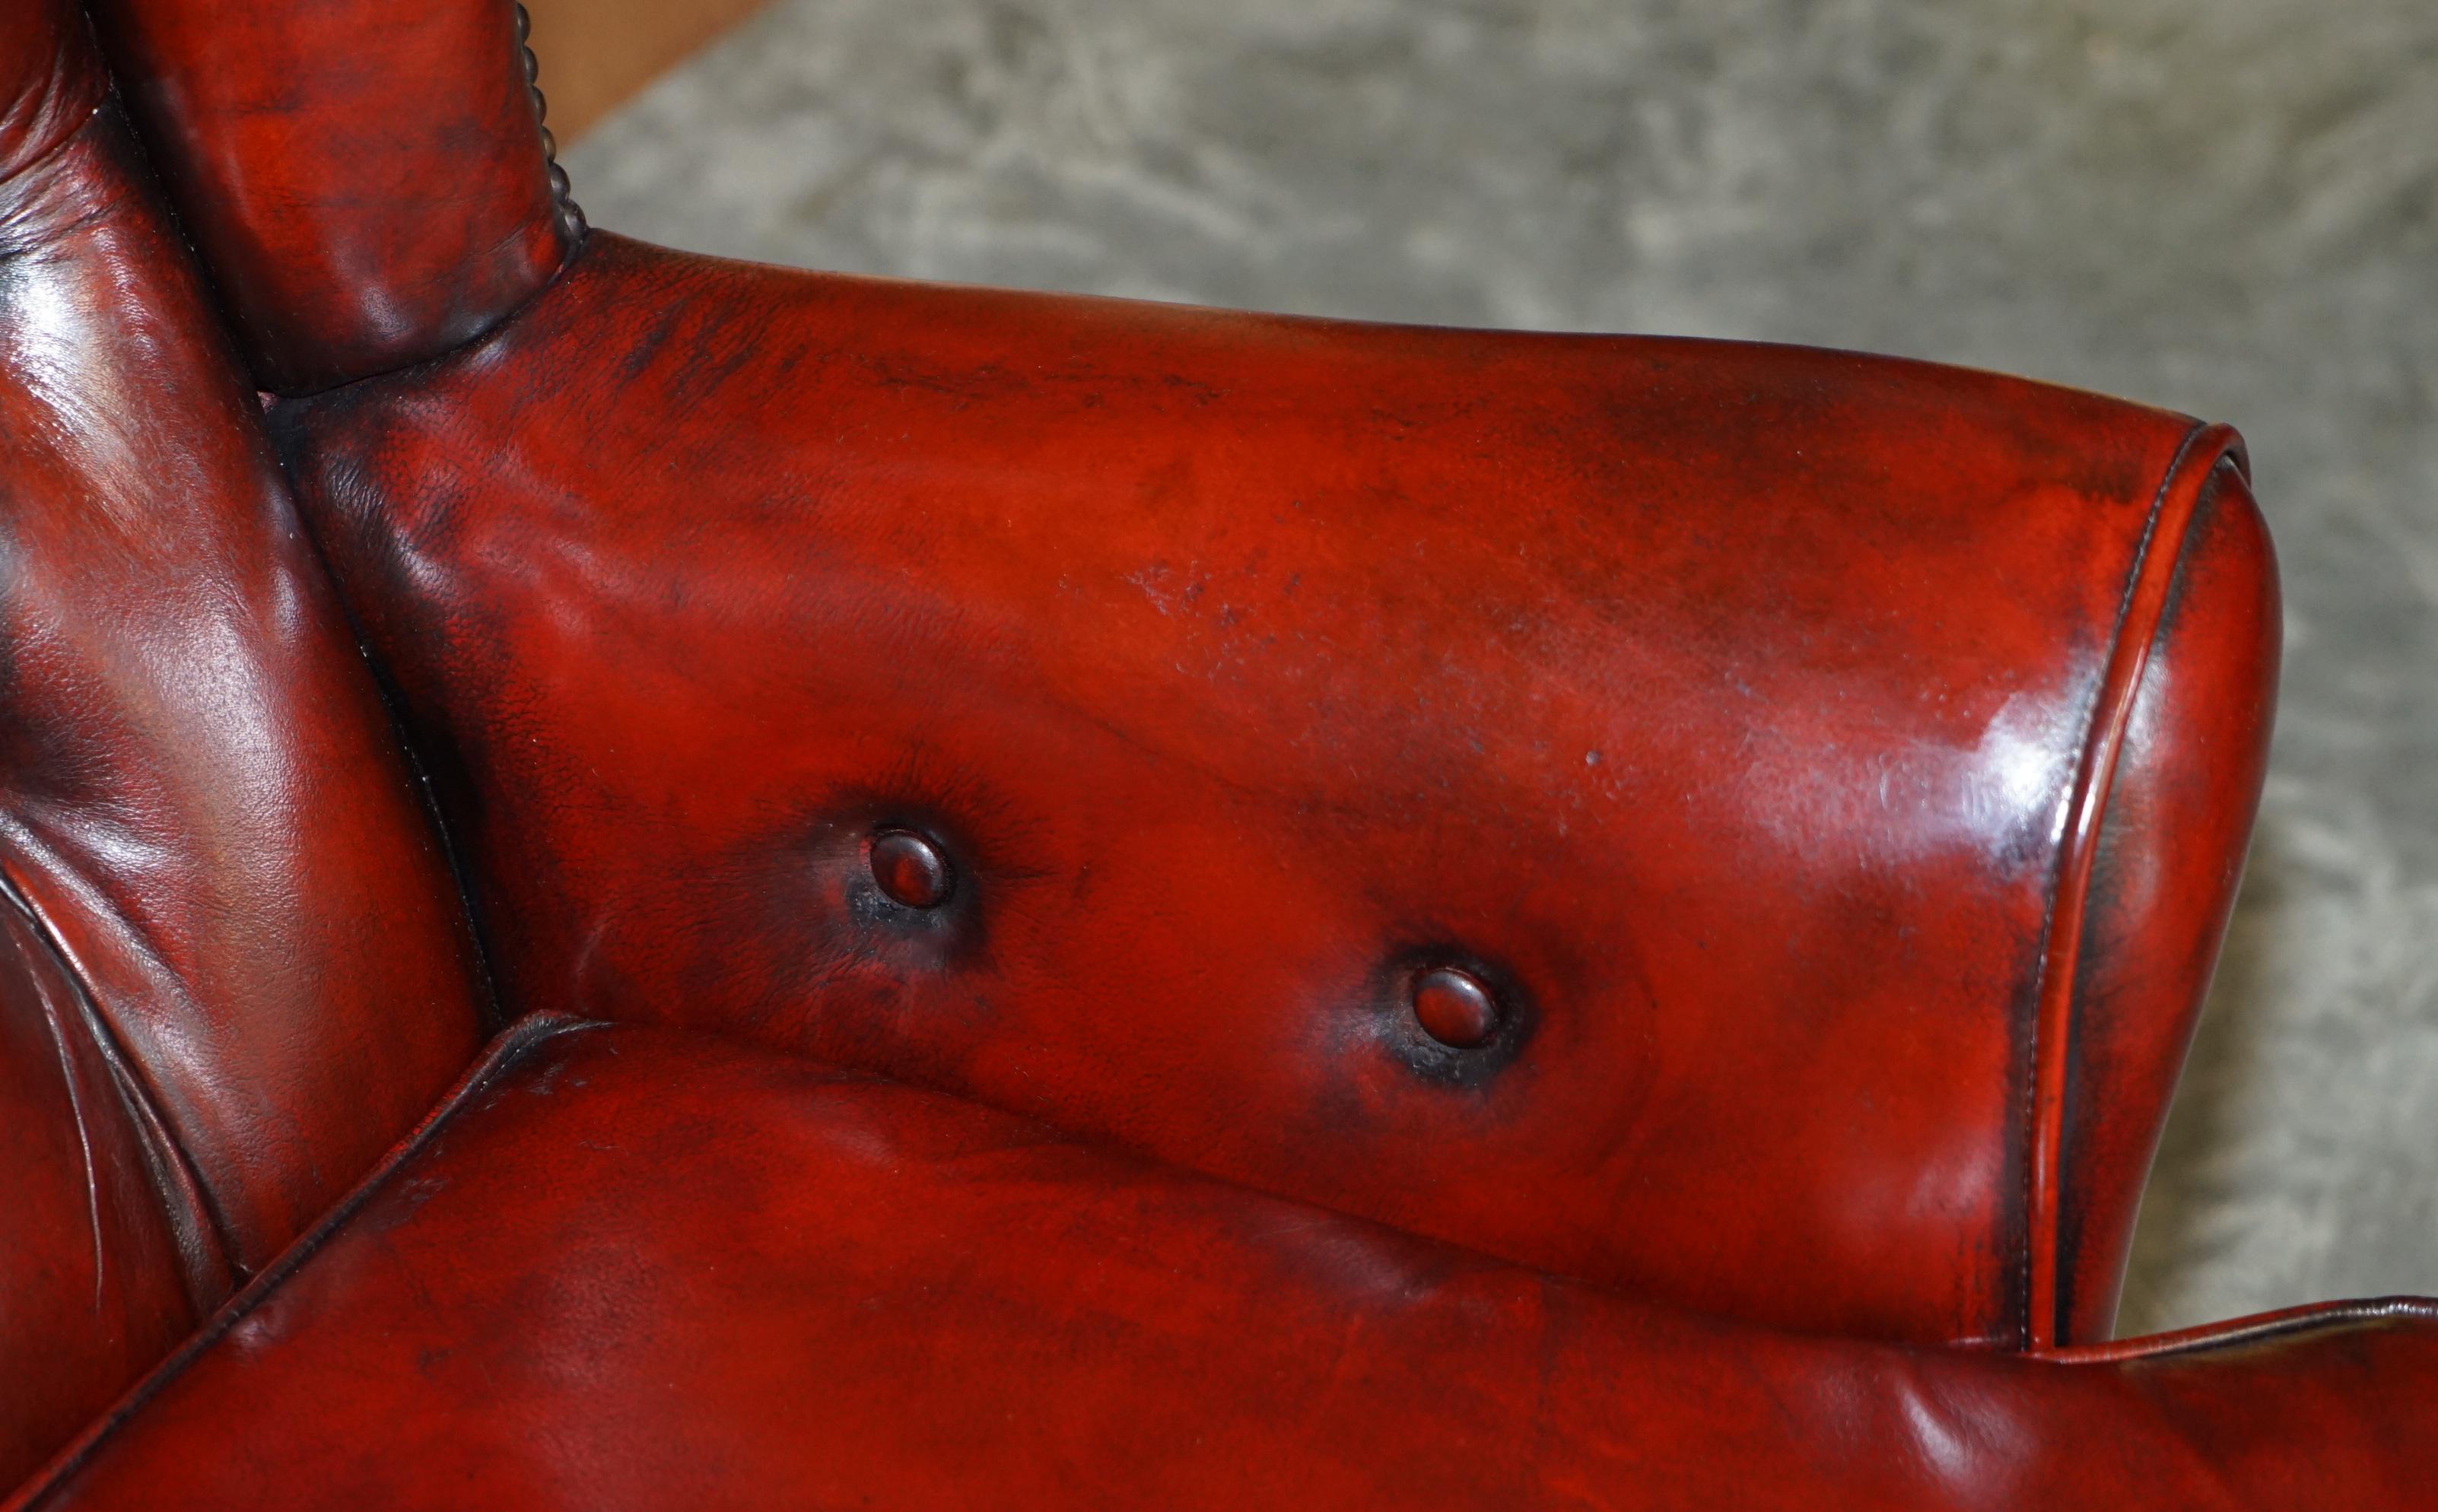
[2022,421,2249,1352]
[2036,1296,2438,1365]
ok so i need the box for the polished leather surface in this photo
[1,14,199,1485]
[1,21,490,1475]
[275,231,2270,1348]
[0,0,100,185]
[2049,459,2280,1342]
[7,1,2430,1500]
[0,901,199,1492]
[18,1020,2438,1510]
[84,0,570,392]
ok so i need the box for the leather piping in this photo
[1,1013,600,1512]
[2023,421,2247,1352]
[2037,1297,2438,1365]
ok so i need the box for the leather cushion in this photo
[18,1020,2436,1510]
[0,104,488,1279]
[87,0,573,392]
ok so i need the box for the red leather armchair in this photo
[3,1,2432,1504]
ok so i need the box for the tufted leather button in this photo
[1411,965,1500,1049]
[869,830,952,909]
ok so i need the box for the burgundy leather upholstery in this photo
[18,1022,2438,1511]
[0,903,197,1492]
[0,0,97,183]
[83,0,573,392]
[1,3,488,1484]
[2,0,2433,1501]
[272,233,2272,1350]
[2049,465,2280,1342]
[0,103,489,1276]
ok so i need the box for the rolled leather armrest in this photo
[268,233,2279,1350]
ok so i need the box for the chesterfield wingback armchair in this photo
[2,1,2433,1505]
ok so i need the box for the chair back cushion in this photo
[2,6,490,1479]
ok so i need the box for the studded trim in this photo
[514,3,586,246]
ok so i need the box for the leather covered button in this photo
[869,830,952,909]
[1411,965,1500,1048]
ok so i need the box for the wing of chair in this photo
[1,0,2431,1505]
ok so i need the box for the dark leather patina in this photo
[0,1,2427,1505]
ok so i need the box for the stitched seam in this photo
[2012,437,2185,1350]
[263,225,590,400]
[2020,424,2198,1348]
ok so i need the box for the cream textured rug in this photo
[566,0,2438,1336]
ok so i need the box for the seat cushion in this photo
[14,1020,2435,1511]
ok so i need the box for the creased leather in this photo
[0,85,489,1482]
[0,0,102,186]
[0,891,196,1493]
